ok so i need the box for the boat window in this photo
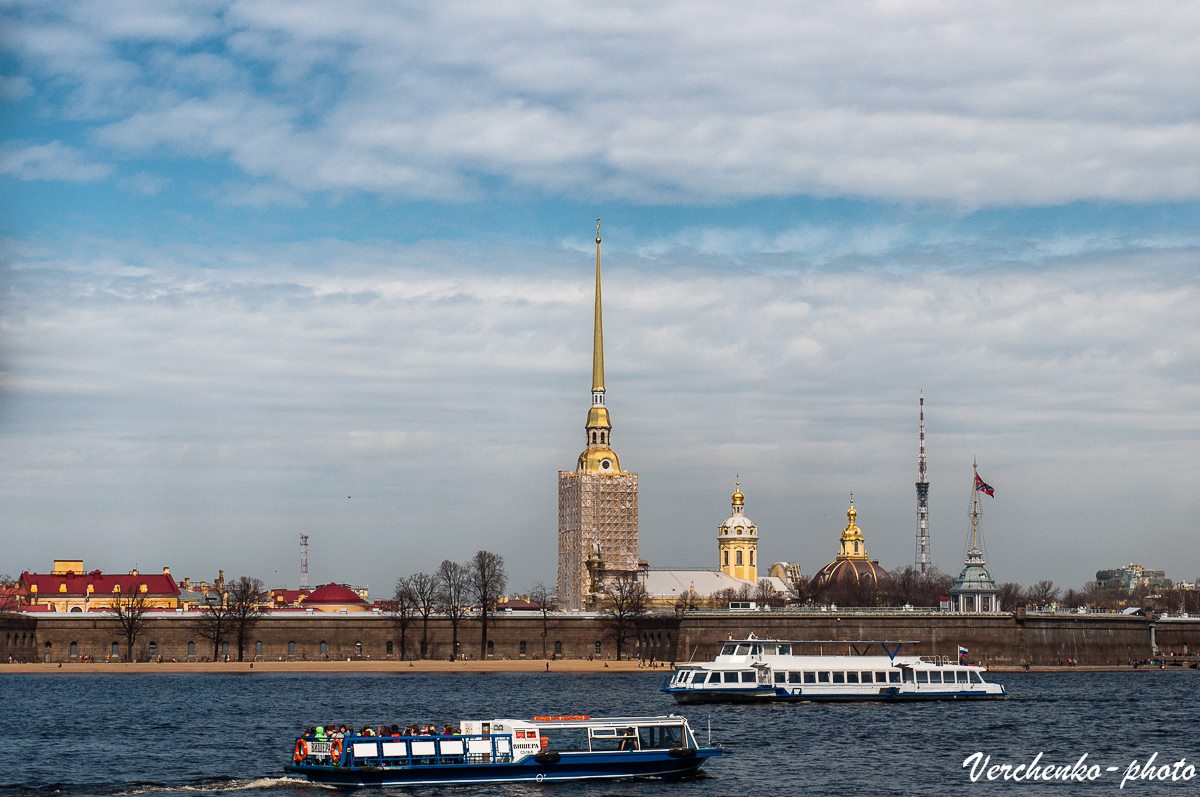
[847,672,860,683]
[788,672,802,684]
[543,729,589,752]
[778,644,791,655]
[832,672,845,684]
[917,671,929,683]
[590,727,638,752]
[734,644,751,656]
[750,644,761,655]
[958,671,969,683]
[891,671,902,683]
[803,672,817,684]
[973,671,986,684]
[774,671,786,683]
[638,725,683,750]
[876,671,888,683]
[722,671,740,683]
[720,644,737,656]
[860,672,873,683]
[740,671,755,683]
[706,672,719,684]
[818,671,831,683]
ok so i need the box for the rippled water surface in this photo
[2,671,1197,796]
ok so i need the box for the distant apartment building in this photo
[1095,564,1172,594]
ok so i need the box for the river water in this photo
[2,671,1196,796]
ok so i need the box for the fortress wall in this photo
[23,610,1152,665]
[1154,617,1200,655]
[1,614,39,662]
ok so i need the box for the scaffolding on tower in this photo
[299,533,310,590]
[915,392,930,575]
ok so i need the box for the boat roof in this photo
[498,715,688,727]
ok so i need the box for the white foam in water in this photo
[116,776,332,795]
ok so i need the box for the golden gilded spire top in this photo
[836,492,868,560]
[592,216,605,393]
[731,475,745,507]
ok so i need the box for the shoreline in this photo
[2,660,1191,675]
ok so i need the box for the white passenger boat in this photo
[665,634,1006,703]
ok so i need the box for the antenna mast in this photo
[915,392,930,575]
[299,533,310,590]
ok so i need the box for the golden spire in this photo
[837,492,868,560]
[592,216,604,392]
[731,475,745,508]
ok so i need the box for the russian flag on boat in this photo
[958,646,969,665]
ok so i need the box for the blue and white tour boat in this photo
[665,634,1006,703]
[285,714,721,787]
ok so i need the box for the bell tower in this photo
[717,477,758,582]
[557,219,640,610]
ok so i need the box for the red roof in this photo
[20,569,180,598]
[301,583,367,605]
[270,588,312,606]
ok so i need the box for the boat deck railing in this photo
[297,733,515,768]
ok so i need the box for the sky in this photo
[1,1,1198,598]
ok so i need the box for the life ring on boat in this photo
[667,747,697,759]
[329,738,343,764]
[535,751,561,764]
[292,738,310,763]
[539,735,550,750]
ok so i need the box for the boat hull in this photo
[667,686,1006,704]
[285,749,720,787]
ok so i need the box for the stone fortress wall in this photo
[11,609,1196,666]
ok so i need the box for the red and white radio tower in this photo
[915,392,931,575]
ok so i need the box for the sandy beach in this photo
[4,659,1183,675]
[2,658,655,675]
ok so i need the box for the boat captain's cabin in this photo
[717,640,792,658]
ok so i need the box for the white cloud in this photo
[4,1,1198,204]
[1,235,1197,591]
[0,140,113,181]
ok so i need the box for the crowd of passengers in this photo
[302,723,460,740]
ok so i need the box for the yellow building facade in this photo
[717,480,758,582]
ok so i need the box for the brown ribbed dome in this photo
[813,558,893,590]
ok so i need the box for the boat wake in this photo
[0,777,332,797]
[116,777,332,795]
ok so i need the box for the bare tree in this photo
[709,587,737,609]
[228,576,266,662]
[1025,580,1060,608]
[468,550,507,659]
[598,572,648,660]
[436,560,470,661]
[194,589,234,661]
[109,589,153,662]
[998,582,1025,611]
[0,574,20,613]
[391,576,417,660]
[408,571,438,658]
[529,582,556,658]
[754,579,781,607]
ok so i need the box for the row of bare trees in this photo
[391,550,507,660]
[108,575,267,662]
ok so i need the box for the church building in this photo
[556,220,639,611]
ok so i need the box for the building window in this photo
[69,642,78,658]
[554,640,562,655]
[319,641,328,656]
[221,642,229,656]
[255,641,264,656]
[148,641,158,657]
[386,641,394,656]
[187,641,196,657]
[355,641,363,657]
[594,641,602,655]
[750,550,755,566]
[70,606,82,613]
[723,551,729,566]
[591,432,597,443]
[519,640,527,656]
[288,641,297,657]
[736,550,743,566]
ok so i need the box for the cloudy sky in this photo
[2,1,1198,598]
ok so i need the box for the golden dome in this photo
[731,477,744,507]
[578,446,623,474]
